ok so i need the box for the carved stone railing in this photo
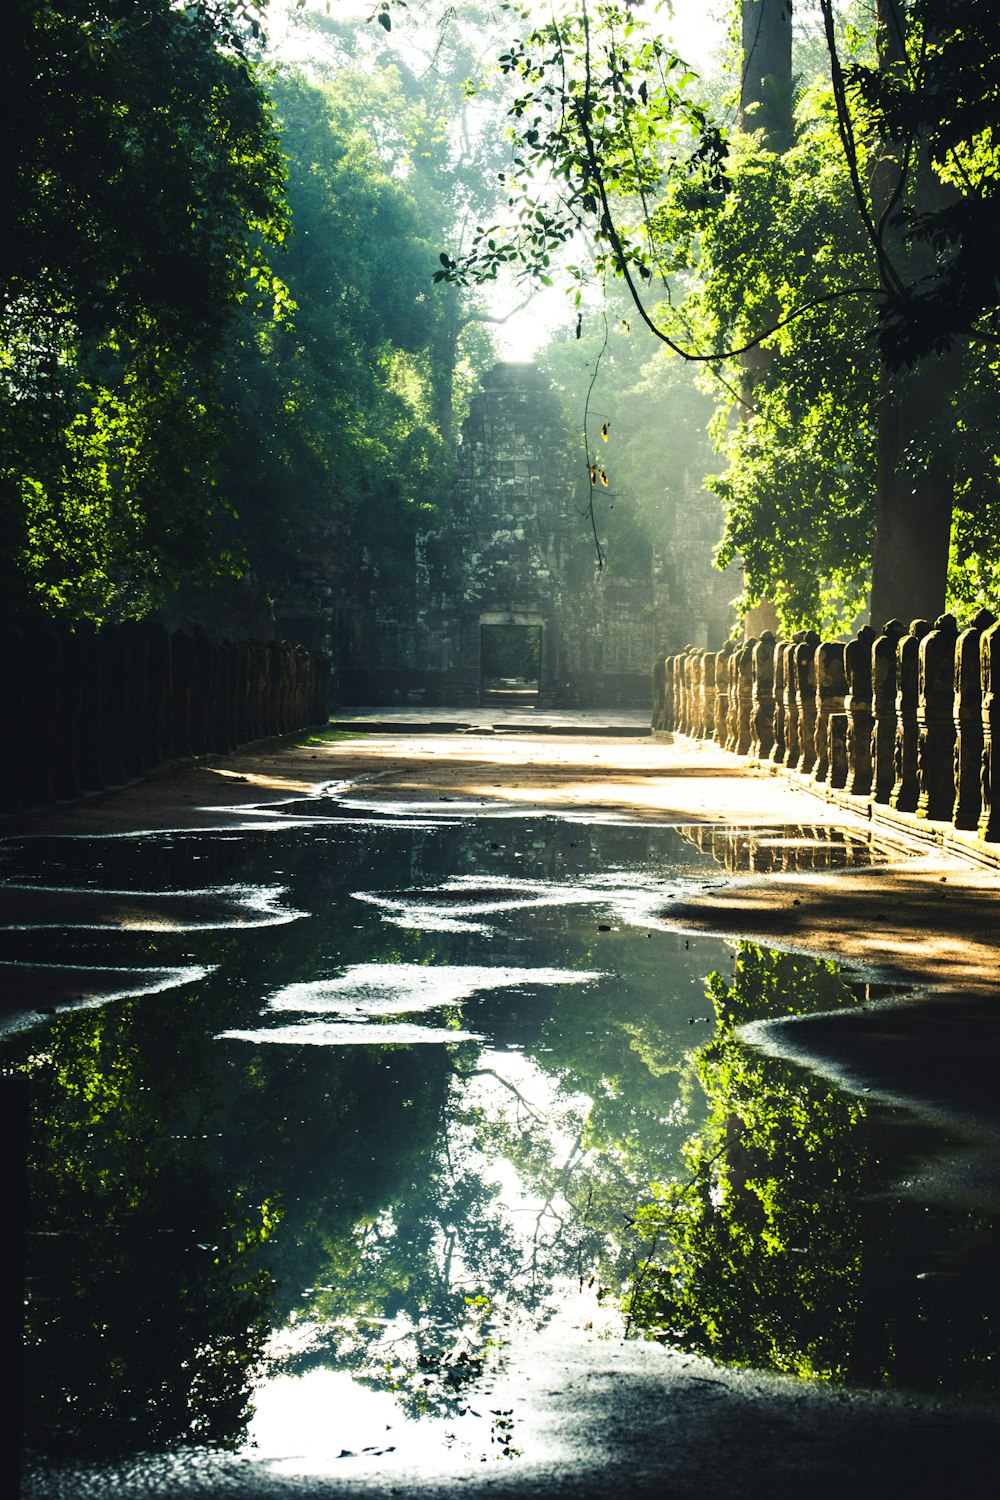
[2,622,332,816]
[651,607,1000,845]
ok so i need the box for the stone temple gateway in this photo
[336,362,733,706]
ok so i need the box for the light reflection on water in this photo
[3,807,997,1486]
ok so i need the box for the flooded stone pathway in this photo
[4,735,1000,1498]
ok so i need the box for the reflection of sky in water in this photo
[0,882,300,930]
[0,962,211,1039]
[221,962,604,1046]
[267,963,604,1015]
[352,870,717,933]
[245,1044,626,1471]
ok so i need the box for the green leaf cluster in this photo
[438,1,725,311]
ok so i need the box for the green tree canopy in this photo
[0,1,289,619]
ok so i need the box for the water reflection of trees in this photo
[15,992,279,1459]
[628,944,1000,1397]
[25,815,946,1465]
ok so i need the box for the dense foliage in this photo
[215,62,459,604]
[1,4,501,628]
[0,0,288,619]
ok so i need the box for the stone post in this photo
[651,658,665,732]
[814,642,847,784]
[845,625,876,796]
[794,633,820,774]
[782,633,807,769]
[829,712,850,789]
[689,651,704,739]
[663,656,676,733]
[736,637,757,756]
[871,620,906,803]
[770,641,788,765]
[726,646,741,751]
[979,620,1000,842]
[687,649,701,737]
[890,620,930,813]
[698,650,714,739]
[916,613,959,822]
[953,609,995,829]
[674,649,688,735]
[750,630,776,762]
[715,642,736,745]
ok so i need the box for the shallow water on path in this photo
[2,804,998,1487]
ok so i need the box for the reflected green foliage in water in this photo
[630,946,865,1381]
[14,993,279,1458]
[8,817,1000,1480]
[630,945,1000,1395]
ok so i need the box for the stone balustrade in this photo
[1,622,332,815]
[651,610,1000,845]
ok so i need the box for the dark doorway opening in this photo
[480,623,541,707]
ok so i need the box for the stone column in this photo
[953,609,995,829]
[916,613,959,822]
[698,650,714,739]
[814,642,847,784]
[726,646,741,751]
[750,630,776,762]
[674,649,688,735]
[651,658,665,732]
[871,620,906,803]
[979,620,1000,842]
[689,651,704,739]
[690,649,703,737]
[770,641,788,765]
[794,633,820,774]
[890,620,930,813]
[845,625,876,796]
[782,633,807,768]
[715,642,736,745]
[736,637,757,756]
[829,712,850,790]
[663,656,676,733]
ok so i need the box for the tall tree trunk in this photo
[739,3,793,637]
[870,358,957,628]
[740,1,794,151]
[868,0,955,628]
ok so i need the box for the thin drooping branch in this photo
[442,2,881,370]
[818,0,907,298]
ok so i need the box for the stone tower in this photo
[416,363,659,707]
